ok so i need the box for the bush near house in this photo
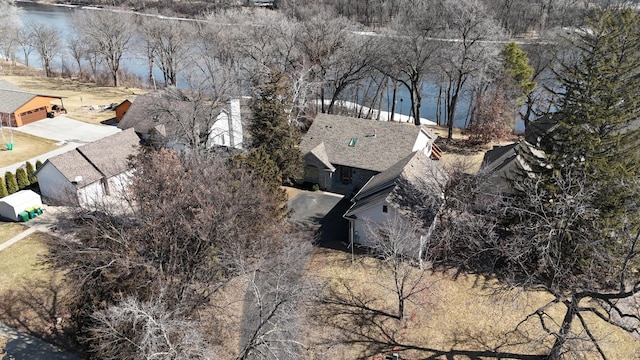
[4,172,18,195]
[0,177,7,198]
[16,168,29,190]
[25,161,37,185]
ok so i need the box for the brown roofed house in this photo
[299,114,438,194]
[35,128,140,206]
[343,150,447,258]
[0,80,65,127]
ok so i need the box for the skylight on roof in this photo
[348,138,358,147]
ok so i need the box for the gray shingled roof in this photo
[117,90,192,135]
[345,151,446,217]
[38,129,140,188]
[300,114,428,172]
[0,80,62,114]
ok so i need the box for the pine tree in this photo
[35,160,43,170]
[249,70,303,183]
[25,161,37,185]
[0,177,7,198]
[229,148,288,220]
[502,42,536,129]
[502,42,536,100]
[16,168,29,190]
[4,172,18,194]
[545,9,640,224]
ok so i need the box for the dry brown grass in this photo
[427,125,520,174]
[0,232,49,292]
[0,130,58,168]
[0,223,27,245]
[1,66,147,125]
[306,249,640,359]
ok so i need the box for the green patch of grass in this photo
[0,223,27,245]
[0,232,49,292]
[0,131,58,168]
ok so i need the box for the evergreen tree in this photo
[502,42,536,129]
[4,172,18,194]
[249,70,303,183]
[545,9,640,224]
[25,161,37,185]
[502,42,536,101]
[16,168,29,190]
[35,160,43,170]
[229,148,289,220]
[0,177,7,198]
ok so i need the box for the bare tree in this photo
[89,294,213,359]
[430,166,640,359]
[73,10,134,86]
[66,33,87,76]
[28,22,60,77]
[375,0,440,125]
[140,18,194,87]
[364,215,433,320]
[436,0,504,139]
[235,227,316,360]
[12,26,33,68]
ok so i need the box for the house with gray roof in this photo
[0,80,65,127]
[344,151,447,259]
[299,114,439,194]
[118,90,247,150]
[35,129,140,206]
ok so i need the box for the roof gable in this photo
[300,114,426,172]
[38,129,140,188]
[345,151,446,217]
[0,80,62,114]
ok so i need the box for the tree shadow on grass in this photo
[314,273,548,360]
[0,274,81,356]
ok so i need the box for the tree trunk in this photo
[548,295,578,360]
[390,84,397,121]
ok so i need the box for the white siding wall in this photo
[107,171,134,197]
[412,130,433,157]
[77,181,105,207]
[351,201,398,246]
[207,99,243,149]
[37,163,78,205]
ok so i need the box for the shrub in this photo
[0,177,7,198]
[312,184,320,192]
[16,168,29,190]
[25,161,37,185]
[4,172,18,194]
[35,160,43,170]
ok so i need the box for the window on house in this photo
[382,205,388,213]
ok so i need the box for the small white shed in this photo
[0,190,43,221]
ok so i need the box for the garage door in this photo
[19,106,47,125]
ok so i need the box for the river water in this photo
[15,1,515,130]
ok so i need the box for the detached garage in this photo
[0,190,43,222]
[0,80,65,127]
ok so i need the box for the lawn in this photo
[0,232,49,292]
[1,68,147,125]
[0,130,58,168]
[0,223,27,246]
[306,248,640,359]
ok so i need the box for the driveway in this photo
[288,191,351,248]
[0,322,79,360]
[14,116,120,144]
